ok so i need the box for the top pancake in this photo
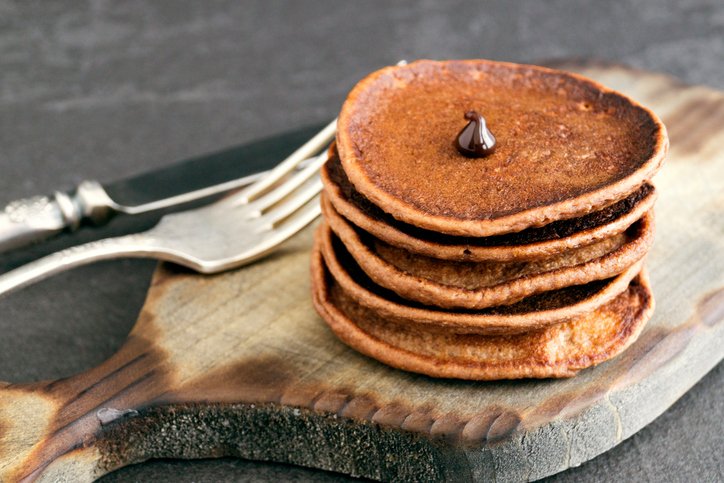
[337,59,668,236]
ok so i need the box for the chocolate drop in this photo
[455,110,496,158]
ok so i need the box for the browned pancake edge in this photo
[311,234,654,380]
[321,151,658,262]
[324,199,654,309]
[315,223,644,335]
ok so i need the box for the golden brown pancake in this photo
[321,152,657,262]
[316,223,644,335]
[336,60,668,236]
[324,196,654,309]
[311,238,654,380]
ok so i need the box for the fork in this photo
[0,119,337,297]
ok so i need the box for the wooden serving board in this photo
[1,63,723,482]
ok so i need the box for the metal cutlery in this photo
[0,119,336,297]
[0,123,330,255]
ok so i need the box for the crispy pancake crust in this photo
[336,60,668,236]
[321,151,657,262]
[325,197,654,309]
[311,242,654,380]
[316,223,643,335]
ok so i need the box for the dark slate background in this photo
[0,1,722,481]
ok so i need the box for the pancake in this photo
[311,239,654,380]
[316,223,644,335]
[324,196,654,309]
[321,150,657,262]
[336,59,668,237]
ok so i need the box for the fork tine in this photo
[236,119,336,204]
[223,196,321,269]
[270,193,321,236]
[265,176,322,227]
[248,151,328,213]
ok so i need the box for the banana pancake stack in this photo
[311,60,668,380]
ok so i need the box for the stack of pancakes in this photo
[311,60,668,380]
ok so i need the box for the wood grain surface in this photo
[1,63,723,482]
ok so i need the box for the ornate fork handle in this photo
[0,233,157,297]
[0,181,117,253]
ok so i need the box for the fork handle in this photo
[0,181,118,254]
[0,233,157,297]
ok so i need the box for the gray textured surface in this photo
[0,0,721,481]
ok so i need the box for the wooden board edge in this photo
[74,320,721,482]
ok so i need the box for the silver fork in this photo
[0,119,337,297]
